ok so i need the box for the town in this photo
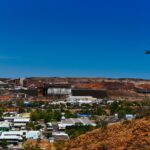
[0,77,149,149]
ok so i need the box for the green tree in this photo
[31,111,40,122]
[1,139,8,148]
[109,101,119,115]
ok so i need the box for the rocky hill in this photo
[62,117,150,150]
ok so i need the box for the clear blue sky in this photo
[0,0,150,78]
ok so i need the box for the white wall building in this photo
[67,96,97,104]
[0,130,41,141]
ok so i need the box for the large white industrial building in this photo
[67,95,97,104]
[44,84,72,95]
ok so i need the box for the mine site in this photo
[0,77,149,149]
[1,0,150,149]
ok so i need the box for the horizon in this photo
[1,76,150,81]
[1,0,150,78]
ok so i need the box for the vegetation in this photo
[26,122,42,130]
[63,117,150,150]
[24,142,42,150]
[66,124,96,139]
[78,104,107,116]
[109,100,134,118]
[1,139,8,148]
[31,110,61,123]
[55,141,65,150]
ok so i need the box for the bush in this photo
[1,139,8,148]
[24,142,42,150]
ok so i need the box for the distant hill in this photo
[62,117,150,150]
[6,77,150,101]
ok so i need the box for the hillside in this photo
[62,117,150,150]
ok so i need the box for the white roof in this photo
[69,96,95,98]
[59,118,96,127]
[2,131,26,136]
[0,135,23,140]
[47,122,52,126]
[0,81,7,85]
[0,121,11,128]
[1,130,40,139]
[52,132,68,136]
[3,116,16,120]
[14,118,30,123]
[13,123,27,127]
[78,100,92,103]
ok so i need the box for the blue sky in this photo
[0,0,150,78]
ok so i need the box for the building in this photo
[58,118,96,130]
[0,130,41,144]
[125,114,136,120]
[26,131,41,139]
[13,78,28,87]
[0,121,11,132]
[52,132,69,141]
[72,89,108,98]
[46,122,53,131]
[0,132,23,144]
[43,84,72,96]
[3,116,16,122]
[0,81,8,89]
[67,95,97,104]
[13,118,30,128]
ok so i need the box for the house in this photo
[26,131,41,139]
[52,132,69,141]
[0,131,25,144]
[125,114,136,120]
[46,122,53,131]
[49,137,54,143]
[3,116,16,122]
[0,81,8,89]
[0,130,41,142]
[13,118,30,128]
[0,121,11,132]
[0,133,23,144]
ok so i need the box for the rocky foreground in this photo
[62,117,150,150]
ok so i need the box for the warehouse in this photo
[72,89,108,98]
[43,84,72,96]
[67,96,97,104]
[58,118,96,130]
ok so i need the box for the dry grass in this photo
[62,117,150,150]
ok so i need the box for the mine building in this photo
[43,84,72,96]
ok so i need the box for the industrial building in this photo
[67,96,97,104]
[72,89,108,98]
[58,118,96,130]
[43,84,72,96]
[0,130,41,144]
